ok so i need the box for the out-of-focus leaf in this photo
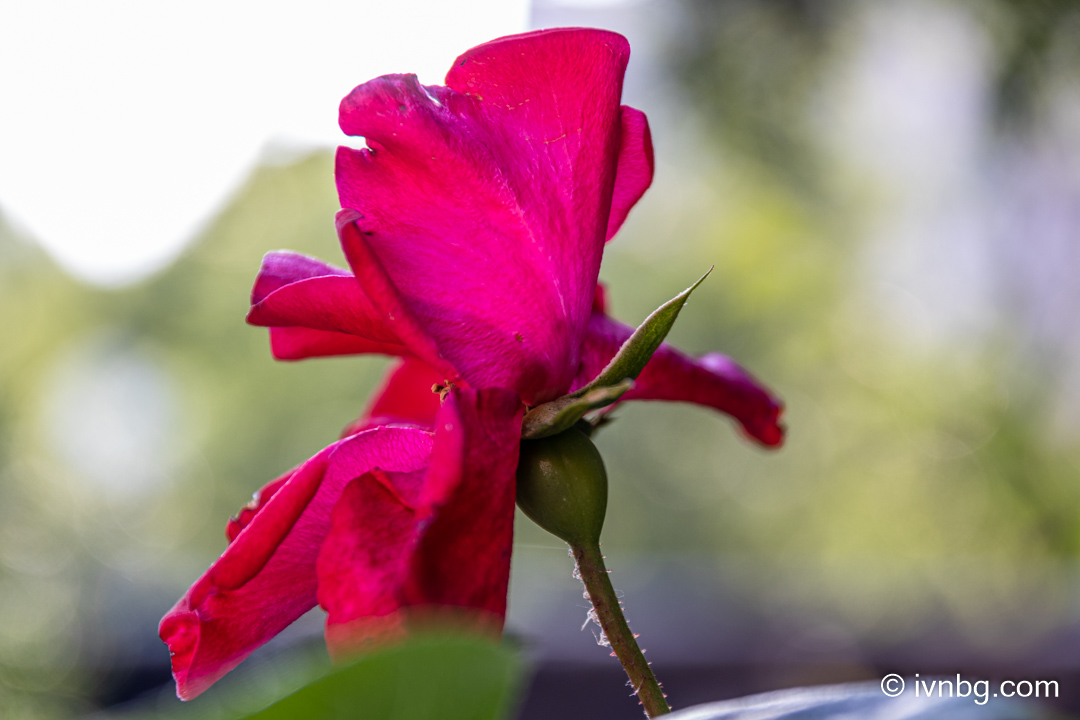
[104,635,522,720]
[241,635,521,720]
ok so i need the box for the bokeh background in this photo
[2,0,1080,717]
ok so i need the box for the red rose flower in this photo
[160,27,783,701]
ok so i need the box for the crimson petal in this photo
[318,388,523,658]
[159,427,433,700]
[316,472,421,656]
[404,387,523,614]
[250,251,351,304]
[605,106,654,242]
[247,251,408,359]
[248,275,401,343]
[225,468,294,544]
[335,28,632,404]
[267,326,407,361]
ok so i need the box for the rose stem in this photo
[571,541,671,717]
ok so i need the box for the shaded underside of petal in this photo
[318,388,523,659]
[342,358,446,437]
[576,313,785,447]
[404,388,524,616]
[159,427,434,700]
[336,29,632,404]
[593,283,608,315]
[605,106,654,242]
[267,326,408,361]
[316,472,421,659]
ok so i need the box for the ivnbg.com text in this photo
[880,673,1059,705]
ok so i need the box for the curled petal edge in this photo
[159,426,434,700]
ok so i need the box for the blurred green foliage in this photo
[576,0,1080,651]
[103,635,521,720]
[0,155,396,717]
[242,636,520,720]
[648,0,1080,569]
[674,0,1080,182]
[2,1,1080,717]
[673,0,835,192]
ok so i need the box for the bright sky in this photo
[0,0,530,285]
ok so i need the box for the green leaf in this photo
[243,635,522,720]
[572,267,713,398]
[521,379,633,439]
[115,635,522,720]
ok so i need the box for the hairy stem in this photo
[572,542,670,717]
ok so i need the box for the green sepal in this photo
[516,427,608,546]
[521,379,633,439]
[517,268,711,441]
[571,267,713,398]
